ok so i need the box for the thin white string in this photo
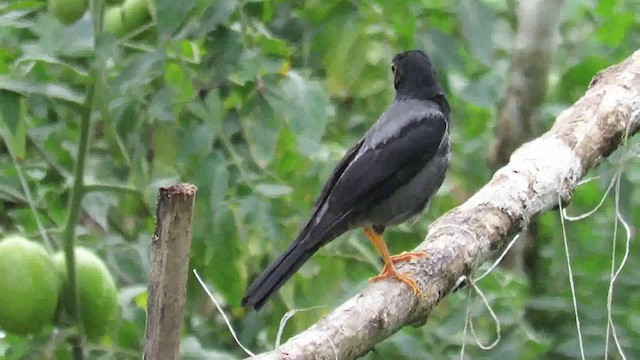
[576,173,605,186]
[609,191,632,359]
[446,225,521,356]
[192,269,255,357]
[604,170,628,360]
[558,196,585,360]
[467,281,501,350]
[603,173,619,358]
[475,233,521,282]
[324,334,338,360]
[604,117,634,359]
[562,174,616,221]
[459,287,473,360]
[458,232,521,356]
[275,306,324,348]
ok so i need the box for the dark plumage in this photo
[242,50,451,309]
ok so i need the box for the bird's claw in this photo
[369,264,424,295]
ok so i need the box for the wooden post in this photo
[144,183,197,360]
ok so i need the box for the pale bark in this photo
[489,0,564,272]
[250,50,640,360]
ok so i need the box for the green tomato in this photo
[0,235,60,335]
[54,248,119,340]
[104,0,153,37]
[48,0,88,25]
[104,7,126,37]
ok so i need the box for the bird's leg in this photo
[389,251,429,263]
[363,227,426,295]
[372,252,429,281]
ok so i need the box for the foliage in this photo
[0,0,639,358]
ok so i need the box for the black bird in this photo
[242,50,451,309]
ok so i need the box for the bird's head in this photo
[391,50,443,100]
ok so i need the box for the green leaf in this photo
[0,90,21,135]
[165,62,196,104]
[155,0,199,38]
[227,49,260,86]
[204,90,225,127]
[180,336,237,360]
[596,11,634,48]
[30,14,94,58]
[321,19,364,96]
[177,123,216,160]
[266,72,330,156]
[0,90,26,161]
[240,95,281,168]
[197,0,237,35]
[15,54,89,77]
[149,87,175,122]
[459,72,500,108]
[0,76,84,104]
[255,183,292,198]
[209,151,229,212]
[81,192,118,230]
[256,35,291,57]
[187,101,208,122]
[118,285,147,321]
[380,1,416,48]
[111,51,165,99]
[556,57,610,102]
[0,8,38,30]
[457,1,496,66]
[151,122,178,170]
[595,0,616,16]
[420,30,465,76]
[207,207,245,306]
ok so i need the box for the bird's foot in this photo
[369,252,427,295]
[372,250,428,282]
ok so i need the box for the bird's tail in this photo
[242,221,341,309]
[241,233,314,309]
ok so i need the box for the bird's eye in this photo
[391,64,397,74]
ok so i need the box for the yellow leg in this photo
[363,227,427,295]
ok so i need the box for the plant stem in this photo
[62,63,97,360]
[84,183,141,197]
[238,0,251,46]
[12,159,54,253]
[62,1,106,359]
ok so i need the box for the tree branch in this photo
[489,0,564,272]
[249,49,640,360]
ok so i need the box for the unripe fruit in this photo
[48,0,88,25]
[104,0,153,37]
[0,235,60,335]
[54,248,119,340]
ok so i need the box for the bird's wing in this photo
[307,102,448,244]
[307,138,365,219]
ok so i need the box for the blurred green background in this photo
[1,0,639,358]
